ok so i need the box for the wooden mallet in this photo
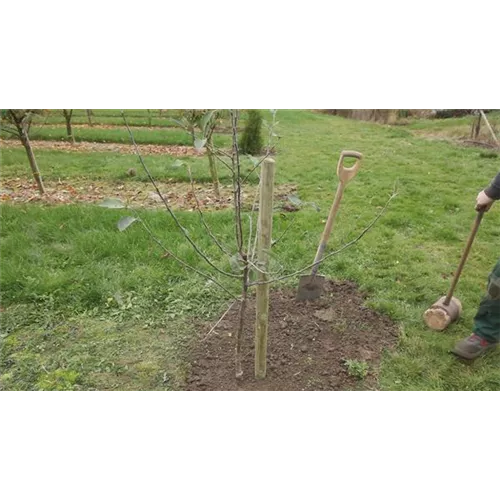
[423,209,485,331]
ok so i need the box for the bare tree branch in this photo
[271,213,298,248]
[247,182,261,264]
[169,111,235,175]
[247,258,276,276]
[235,255,249,378]
[207,144,234,173]
[186,164,233,257]
[230,110,244,254]
[210,145,233,160]
[248,192,397,286]
[122,111,243,279]
[0,124,20,137]
[126,206,239,300]
[21,111,33,133]
[229,109,252,379]
[203,300,238,340]
[241,147,278,184]
[246,213,254,259]
[7,110,21,130]
[266,110,278,155]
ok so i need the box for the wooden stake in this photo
[479,110,500,147]
[254,157,275,379]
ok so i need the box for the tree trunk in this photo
[63,109,75,143]
[86,109,93,127]
[207,138,220,198]
[236,258,249,378]
[20,131,45,194]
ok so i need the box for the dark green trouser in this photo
[473,258,500,343]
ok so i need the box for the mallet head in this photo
[423,296,463,331]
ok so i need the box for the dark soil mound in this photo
[185,280,399,391]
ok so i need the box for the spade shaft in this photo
[311,181,345,277]
[297,150,363,301]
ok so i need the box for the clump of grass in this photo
[344,359,369,380]
[36,369,81,391]
[479,151,498,159]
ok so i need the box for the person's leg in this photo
[452,258,500,359]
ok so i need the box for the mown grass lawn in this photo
[31,109,185,128]
[0,147,240,185]
[3,125,231,148]
[29,110,248,132]
[1,110,499,390]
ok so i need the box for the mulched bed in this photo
[0,139,204,157]
[0,178,297,211]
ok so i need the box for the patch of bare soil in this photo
[0,178,297,211]
[0,139,205,157]
[459,140,499,150]
[410,131,499,150]
[185,280,399,391]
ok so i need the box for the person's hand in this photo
[476,190,494,212]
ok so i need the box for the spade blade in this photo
[296,274,326,301]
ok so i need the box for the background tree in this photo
[199,110,226,198]
[1,109,46,194]
[86,109,93,127]
[62,109,75,143]
[175,109,223,197]
[239,110,263,155]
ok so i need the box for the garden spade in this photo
[297,150,363,301]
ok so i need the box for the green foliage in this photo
[117,216,138,232]
[239,109,263,155]
[344,359,369,380]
